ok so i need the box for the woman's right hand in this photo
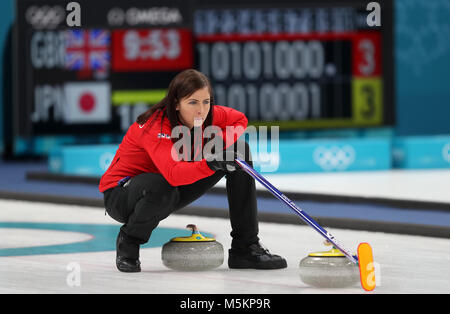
[205,150,243,173]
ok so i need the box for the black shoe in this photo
[116,256,141,273]
[228,242,287,269]
[116,231,141,272]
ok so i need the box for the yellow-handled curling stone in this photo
[298,241,359,288]
[161,224,224,271]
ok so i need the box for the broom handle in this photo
[235,157,358,264]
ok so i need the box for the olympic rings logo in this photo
[313,145,356,171]
[26,6,66,29]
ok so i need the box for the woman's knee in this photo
[104,187,128,223]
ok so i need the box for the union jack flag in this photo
[65,29,110,71]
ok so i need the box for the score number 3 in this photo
[352,78,382,125]
[358,39,376,76]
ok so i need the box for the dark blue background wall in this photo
[0,0,14,154]
[395,0,450,135]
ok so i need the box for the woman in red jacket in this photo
[99,69,286,272]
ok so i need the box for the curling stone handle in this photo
[323,240,337,250]
[186,224,200,234]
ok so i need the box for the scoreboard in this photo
[13,0,393,137]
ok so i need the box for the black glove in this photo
[205,150,243,173]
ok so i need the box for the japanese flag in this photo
[63,82,111,124]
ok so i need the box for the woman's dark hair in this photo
[136,69,215,132]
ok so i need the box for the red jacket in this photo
[99,105,248,192]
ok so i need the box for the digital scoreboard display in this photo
[14,0,393,137]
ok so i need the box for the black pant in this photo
[103,140,259,257]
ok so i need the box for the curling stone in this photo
[161,224,224,271]
[299,247,360,288]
